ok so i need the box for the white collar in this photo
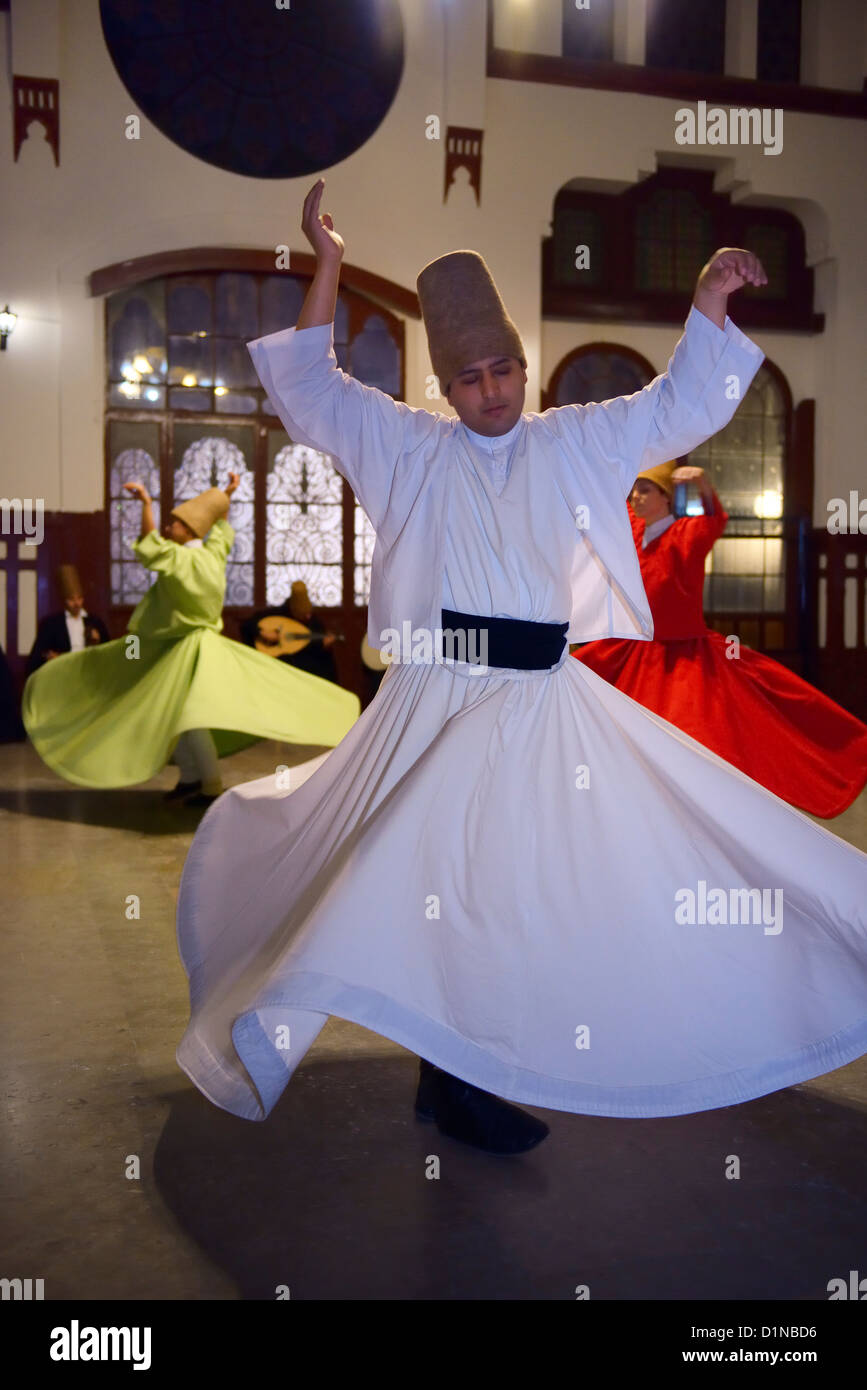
[642,514,676,549]
[184,538,204,548]
[461,416,523,453]
[66,609,87,620]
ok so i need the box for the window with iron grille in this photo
[105,272,398,612]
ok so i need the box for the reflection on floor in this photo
[2,739,866,1300]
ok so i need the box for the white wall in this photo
[1,0,865,526]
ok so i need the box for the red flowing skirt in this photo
[575,632,867,818]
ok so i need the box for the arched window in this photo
[109,446,161,603]
[266,443,344,606]
[349,313,400,393]
[546,348,795,642]
[105,271,404,625]
[543,343,656,411]
[174,435,254,605]
[689,363,790,620]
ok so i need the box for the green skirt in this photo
[22,629,360,788]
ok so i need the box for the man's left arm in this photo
[554,249,766,495]
[202,475,239,562]
[203,518,235,563]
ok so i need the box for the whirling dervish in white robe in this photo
[175,254,867,1126]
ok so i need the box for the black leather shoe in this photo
[182,791,221,808]
[419,1061,550,1156]
[414,1058,438,1121]
[164,780,201,802]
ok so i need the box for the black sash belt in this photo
[440,608,568,671]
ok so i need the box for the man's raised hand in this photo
[301,179,345,264]
[697,248,768,298]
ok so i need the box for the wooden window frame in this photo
[101,266,407,697]
[487,0,867,120]
[542,167,822,331]
[541,341,657,411]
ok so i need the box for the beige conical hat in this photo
[57,564,83,599]
[171,488,229,538]
[635,460,677,498]
[416,250,526,396]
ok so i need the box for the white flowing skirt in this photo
[175,653,867,1121]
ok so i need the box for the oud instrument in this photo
[253,614,347,658]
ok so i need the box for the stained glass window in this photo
[106,272,402,616]
[554,209,603,288]
[261,277,306,338]
[689,367,787,613]
[549,349,789,621]
[107,282,166,410]
[174,436,253,606]
[635,188,712,293]
[108,436,161,605]
[266,443,344,606]
[354,504,377,606]
[741,224,788,301]
[553,349,652,407]
[349,314,400,393]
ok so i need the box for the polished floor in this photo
[2,737,867,1301]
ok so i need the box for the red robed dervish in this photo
[575,460,867,818]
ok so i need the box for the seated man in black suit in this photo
[27,564,111,676]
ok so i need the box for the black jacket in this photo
[27,611,111,676]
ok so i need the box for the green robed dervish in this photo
[23,474,360,796]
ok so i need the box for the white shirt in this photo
[65,610,87,651]
[443,418,574,622]
[248,308,763,651]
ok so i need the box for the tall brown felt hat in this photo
[171,488,229,538]
[416,251,526,396]
[57,564,83,599]
[635,461,678,498]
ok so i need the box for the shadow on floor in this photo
[153,1055,867,1300]
[0,787,208,834]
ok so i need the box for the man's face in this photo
[446,356,527,437]
[65,595,84,617]
[165,517,195,544]
[629,479,671,524]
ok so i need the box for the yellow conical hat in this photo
[171,488,229,538]
[416,250,526,396]
[635,460,677,498]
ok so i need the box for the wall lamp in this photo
[0,306,17,350]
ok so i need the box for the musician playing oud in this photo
[240,580,341,684]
